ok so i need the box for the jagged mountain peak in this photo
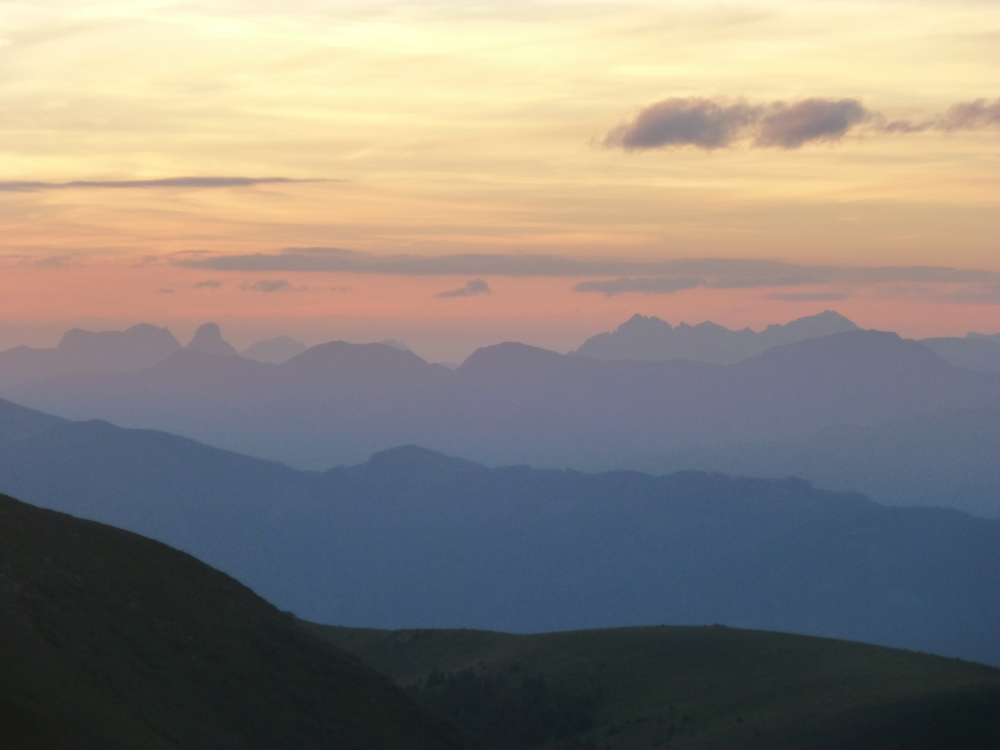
[185,323,239,357]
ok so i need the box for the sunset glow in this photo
[3,0,999,359]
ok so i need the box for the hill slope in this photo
[3,412,1000,666]
[314,624,1000,750]
[0,492,474,750]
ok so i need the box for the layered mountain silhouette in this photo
[621,405,1000,519]
[184,322,239,356]
[241,335,306,364]
[573,310,861,363]
[0,491,474,750]
[918,336,1000,373]
[0,323,181,388]
[5,329,999,469]
[2,407,1000,665]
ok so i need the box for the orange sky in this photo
[2,0,998,361]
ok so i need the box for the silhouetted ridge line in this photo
[1,410,999,666]
[4,328,999,470]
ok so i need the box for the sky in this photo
[1,0,998,362]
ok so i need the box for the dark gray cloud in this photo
[604,98,760,150]
[194,280,222,289]
[754,99,868,148]
[435,279,492,298]
[606,96,1000,150]
[0,177,324,192]
[242,279,293,292]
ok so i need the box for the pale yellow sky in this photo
[1,0,998,358]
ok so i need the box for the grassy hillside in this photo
[0,492,475,750]
[312,624,1000,750]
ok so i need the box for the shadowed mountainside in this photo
[2,410,1000,665]
[4,329,999,469]
[572,310,860,363]
[312,624,1000,750]
[0,491,475,750]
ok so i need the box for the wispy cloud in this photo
[177,249,1000,291]
[0,177,327,192]
[605,96,1000,151]
[941,98,1000,130]
[193,280,222,289]
[176,246,690,276]
[242,279,294,292]
[573,277,705,296]
[764,292,852,302]
[435,279,492,298]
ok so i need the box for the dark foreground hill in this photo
[0,492,474,750]
[312,624,1000,750]
[5,329,1000,469]
[2,405,1000,666]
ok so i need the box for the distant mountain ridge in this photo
[0,323,181,388]
[5,329,999,469]
[573,310,861,363]
[2,409,1000,665]
[918,336,1000,373]
[620,405,1000,519]
[241,335,306,364]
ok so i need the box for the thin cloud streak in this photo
[765,292,852,302]
[435,279,492,298]
[242,279,294,292]
[605,96,1000,151]
[0,177,328,192]
[573,277,706,296]
[176,248,1000,289]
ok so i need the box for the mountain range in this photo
[573,310,1000,372]
[0,323,309,390]
[4,329,999,469]
[2,402,1000,665]
[0,323,183,389]
[572,310,861,363]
